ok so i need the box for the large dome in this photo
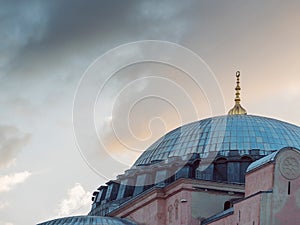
[134,115,300,166]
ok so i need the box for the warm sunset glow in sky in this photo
[1,1,300,225]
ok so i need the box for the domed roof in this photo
[134,115,300,166]
[37,216,137,225]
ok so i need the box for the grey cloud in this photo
[3,0,197,79]
[30,0,193,47]
[0,1,48,46]
[0,1,49,70]
[0,125,31,168]
[1,0,135,79]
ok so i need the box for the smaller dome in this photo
[37,215,137,225]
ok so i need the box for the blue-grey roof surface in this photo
[37,216,137,225]
[246,151,278,173]
[202,207,234,225]
[134,115,300,166]
[246,147,300,172]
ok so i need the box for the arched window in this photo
[213,158,228,182]
[224,200,231,210]
[240,156,253,182]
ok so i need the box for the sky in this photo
[1,0,300,224]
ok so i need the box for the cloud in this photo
[0,1,49,70]
[2,0,195,81]
[0,125,31,168]
[0,201,9,210]
[0,171,31,192]
[58,183,91,216]
[0,222,13,225]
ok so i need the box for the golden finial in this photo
[228,71,247,115]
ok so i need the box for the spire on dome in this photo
[228,71,247,115]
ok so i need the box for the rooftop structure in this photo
[38,72,300,225]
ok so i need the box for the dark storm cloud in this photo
[20,0,193,47]
[0,0,49,77]
[2,0,197,79]
[42,0,135,45]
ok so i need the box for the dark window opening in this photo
[240,156,253,182]
[288,181,291,195]
[224,201,231,210]
[213,158,228,182]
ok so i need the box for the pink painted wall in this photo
[245,163,274,197]
[208,194,261,225]
[111,181,197,225]
[270,149,300,225]
[208,148,300,225]
[272,177,300,224]
[126,198,166,225]
[115,189,195,225]
[164,189,197,225]
[110,178,244,225]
